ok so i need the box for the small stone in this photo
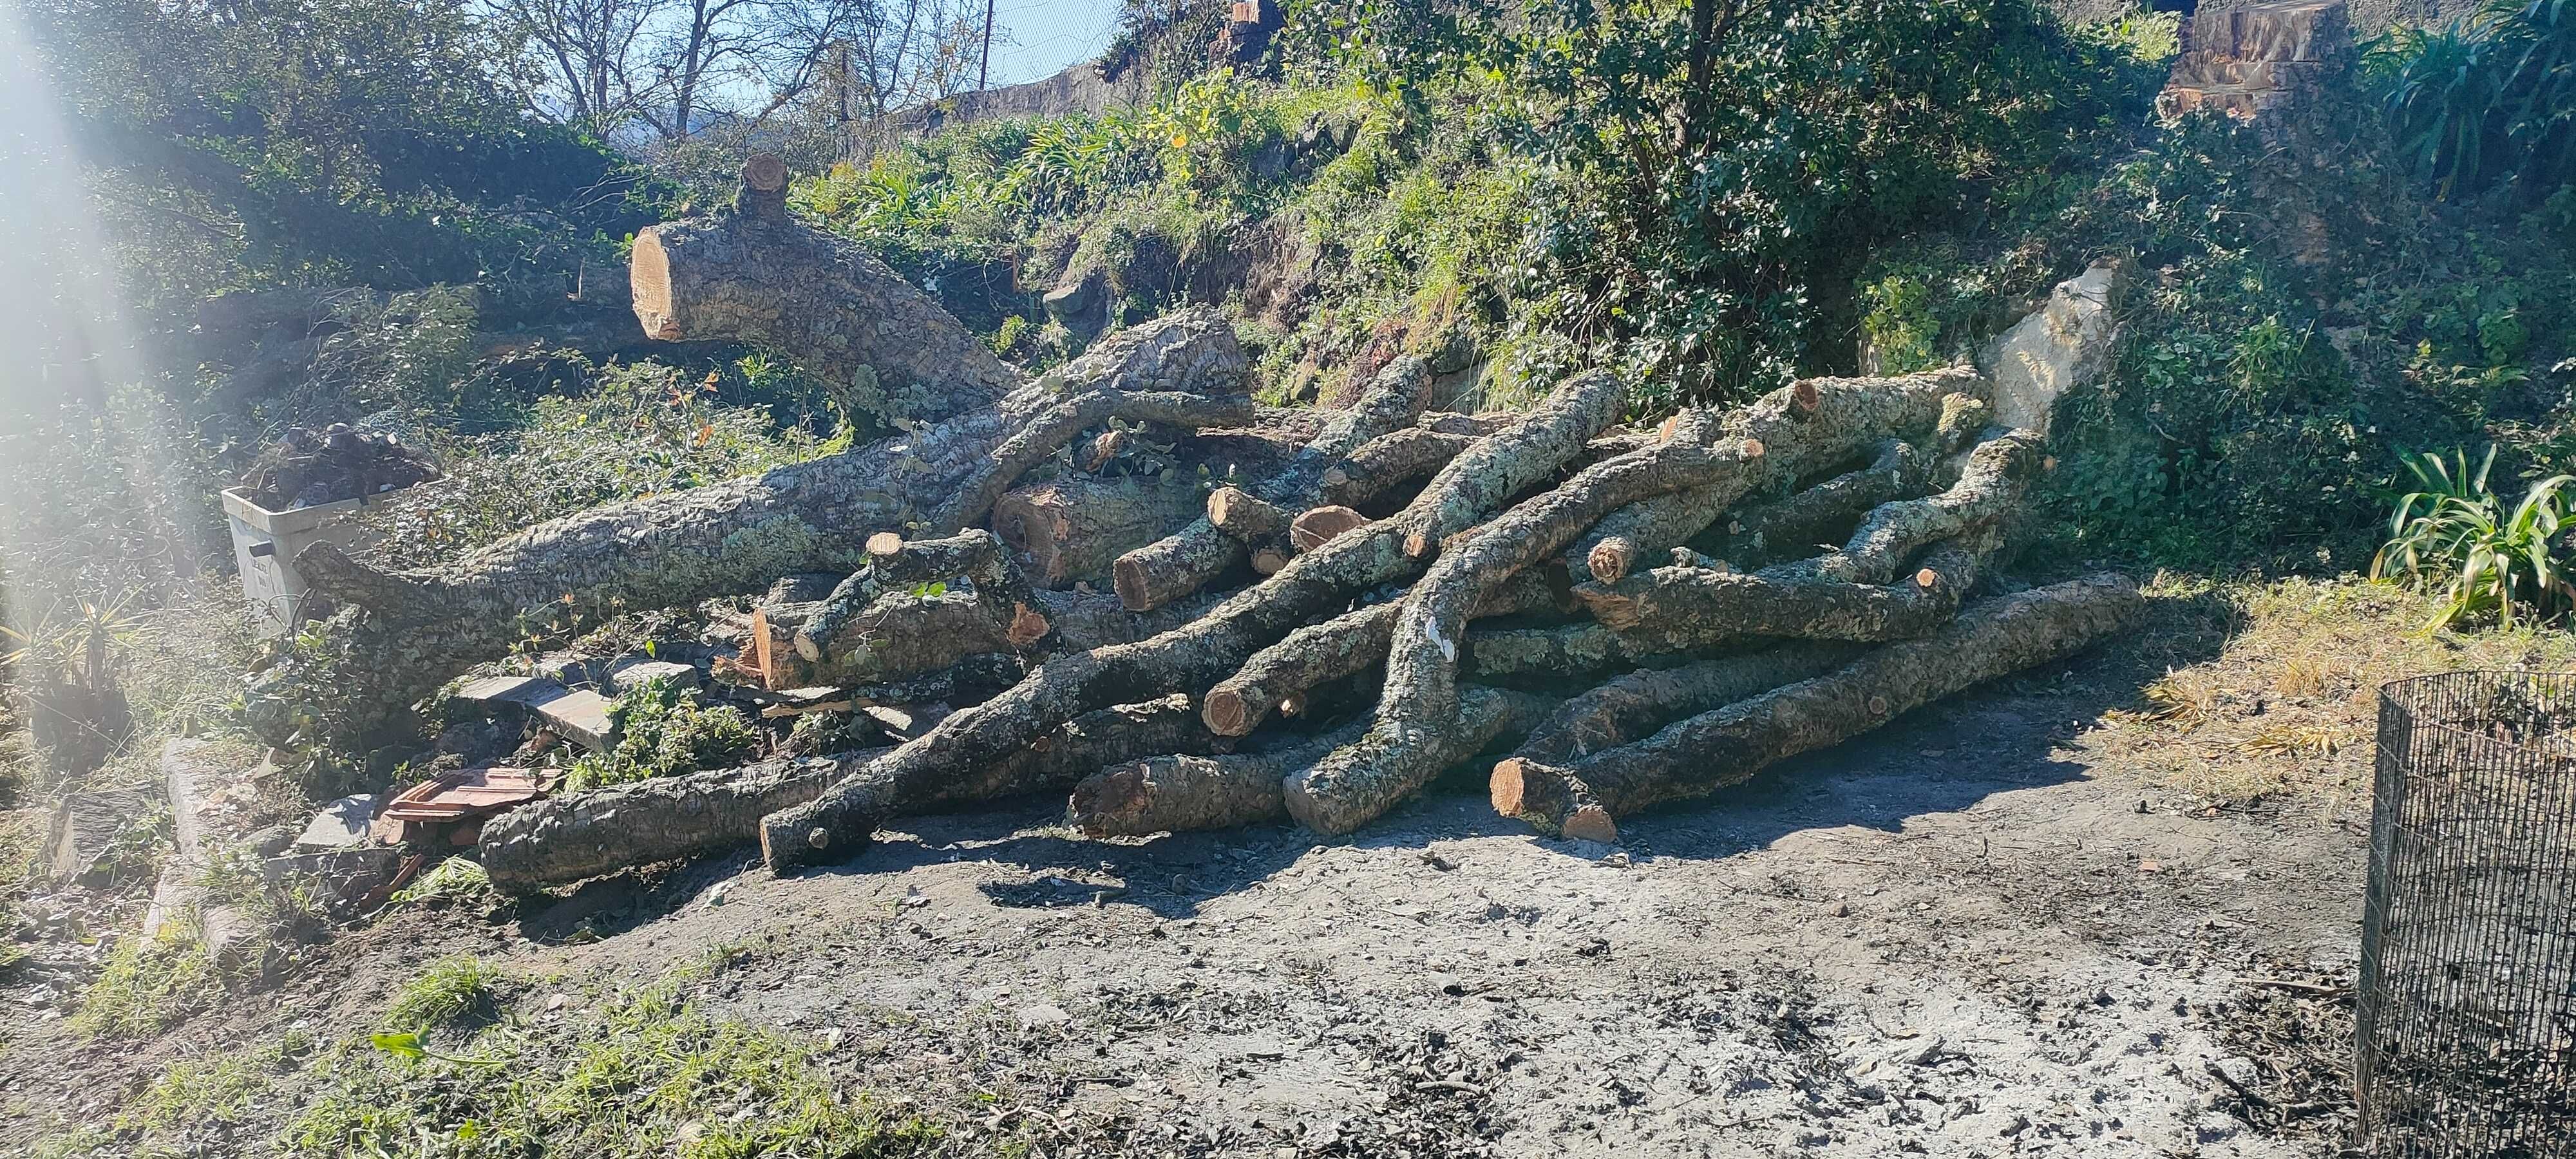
[1827,901,1850,918]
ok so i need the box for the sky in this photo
[980,0,1130,88]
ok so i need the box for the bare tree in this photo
[486,0,668,131]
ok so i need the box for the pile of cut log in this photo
[302,158,2141,892]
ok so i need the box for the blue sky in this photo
[982,0,1128,87]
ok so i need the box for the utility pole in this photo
[978,0,996,90]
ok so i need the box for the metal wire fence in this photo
[2358,671,2576,1157]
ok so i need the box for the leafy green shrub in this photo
[2371,446,2575,629]
[361,361,830,570]
[563,677,759,793]
[2365,0,2576,199]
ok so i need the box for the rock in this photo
[1981,261,2122,435]
[47,785,158,881]
[296,793,383,852]
[265,847,402,905]
[610,659,699,693]
[1043,269,1107,332]
[242,822,299,858]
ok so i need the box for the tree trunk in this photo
[289,306,1247,726]
[1492,574,2141,841]
[631,192,1020,422]
[1070,719,1370,836]
[1320,428,1476,507]
[757,370,1628,871]
[1508,643,1858,766]
[479,695,1218,892]
[1279,686,1555,835]
[992,476,1208,587]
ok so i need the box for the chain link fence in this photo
[2358,671,2576,1156]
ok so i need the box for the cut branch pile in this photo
[296,158,2141,892]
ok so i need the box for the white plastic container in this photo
[222,487,378,636]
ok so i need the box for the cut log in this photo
[1286,366,1990,836]
[1562,371,1984,583]
[1111,358,1429,612]
[1509,643,1859,766]
[1320,429,1475,507]
[1570,529,2001,650]
[1200,572,1557,737]
[1206,486,1293,539]
[1279,686,1556,835]
[1691,438,1928,569]
[755,590,1018,688]
[478,695,1217,892]
[630,157,1021,421]
[799,529,1047,661]
[992,476,1208,587]
[1492,574,2141,840]
[1070,719,1370,836]
[756,370,1627,871]
[1810,431,2042,585]
[1288,505,1370,553]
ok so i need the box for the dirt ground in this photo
[4,579,2418,1158]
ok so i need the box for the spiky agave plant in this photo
[2371,446,2576,630]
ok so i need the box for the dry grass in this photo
[2092,575,2576,807]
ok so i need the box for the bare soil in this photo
[1,591,2387,1157]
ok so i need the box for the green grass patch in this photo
[73,921,223,1039]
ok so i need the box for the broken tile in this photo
[296,793,383,852]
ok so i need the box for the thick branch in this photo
[1200,572,1557,737]
[479,695,1216,892]
[1069,719,1370,836]
[1509,643,1859,766]
[1493,574,2141,840]
[757,371,1627,871]
[1813,431,2042,585]
[1280,686,1556,835]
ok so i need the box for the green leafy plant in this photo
[2371,446,2576,630]
[563,677,760,793]
[2366,0,2576,199]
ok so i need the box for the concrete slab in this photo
[535,689,617,750]
[295,793,383,852]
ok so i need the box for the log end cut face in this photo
[630,227,683,341]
